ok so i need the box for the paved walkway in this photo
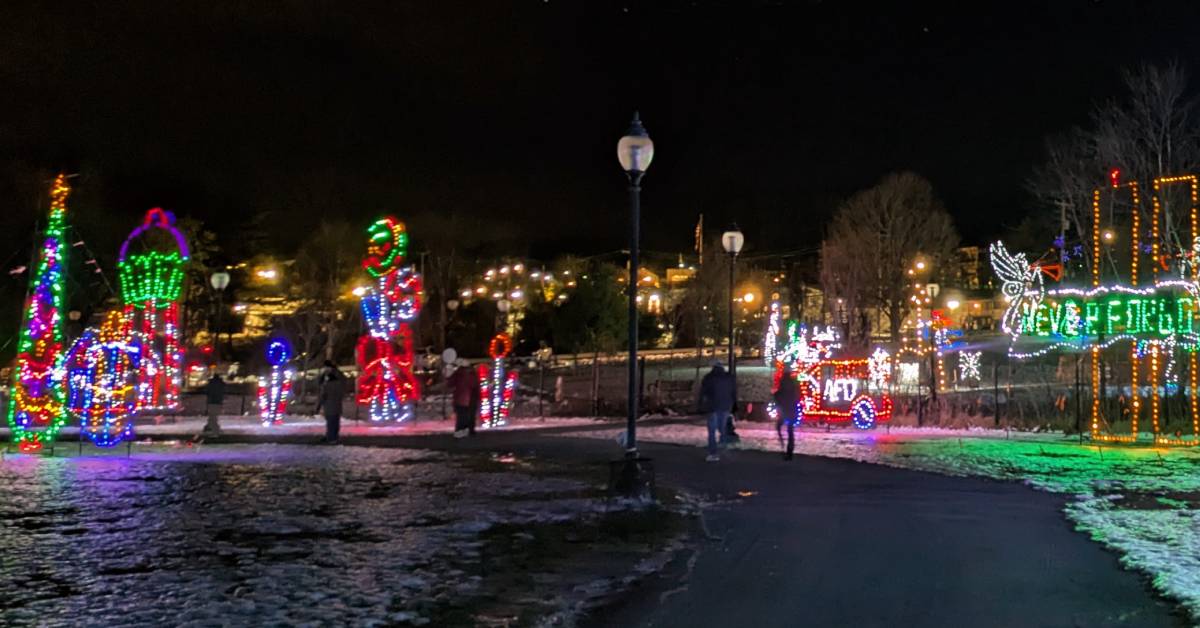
[146,420,1184,626]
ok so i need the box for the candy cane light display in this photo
[7,174,72,452]
[356,216,422,421]
[64,310,144,447]
[478,333,518,429]
[117,208,189,411]
[257,338,294,426]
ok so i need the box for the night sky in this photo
[2,0,1199,261]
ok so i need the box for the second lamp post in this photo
[722,226,744,398]
[617,112,653,458]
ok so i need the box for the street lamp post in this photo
[615,112,654,497]
[205,270,231,435]
[721,226,744,403]
[209,271,231,363]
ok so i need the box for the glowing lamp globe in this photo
[210,271,231,291]
[722,227,745,255]
[617,112,654,173]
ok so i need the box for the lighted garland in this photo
[7,174,71,452]
[356,216,422,422]
[257,338,294,426]
[63,311,143,447]
[117,208,189,411]
[478,334,518,429]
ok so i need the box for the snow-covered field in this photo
[0,442,683,627]
[558,421,1200,621]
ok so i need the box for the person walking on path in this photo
[774,364,800,460]
[317,360,347,444]
[698,361,735,462]
[448,359,479,438]
[202,373,226,435]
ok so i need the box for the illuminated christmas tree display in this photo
[257,338,294,426]
[63,310,144,447]
[478,333,518,429]
[117,208,189,411]
[992,172,1200,445]
[7,174,72,452]
[356,217,422,421]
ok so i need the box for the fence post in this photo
[591,357,599,417]
[1080,353,1089,441]
[440,366,448,421]
[993,361,1000,428]
[638,356,646,411]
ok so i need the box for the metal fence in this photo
[139,342,1191,434]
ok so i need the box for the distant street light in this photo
[722,224,744,407]
[615,111,654,497]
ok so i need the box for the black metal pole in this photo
[214,290,223,363]
[728,251,737,412]
[993,361,1000,428]
[1080,353,1089,441]
[626,172,642,456]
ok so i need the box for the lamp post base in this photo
[609,455,655,500]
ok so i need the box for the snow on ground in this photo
[0,414,601,443]
[0,442,682,627]
[557,420,1200,621]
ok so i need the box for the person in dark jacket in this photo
[698,361,735,462]
[447,359,478,438]
[202,373,226,435]
[774,364,801,461]
[317,360,347,444]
